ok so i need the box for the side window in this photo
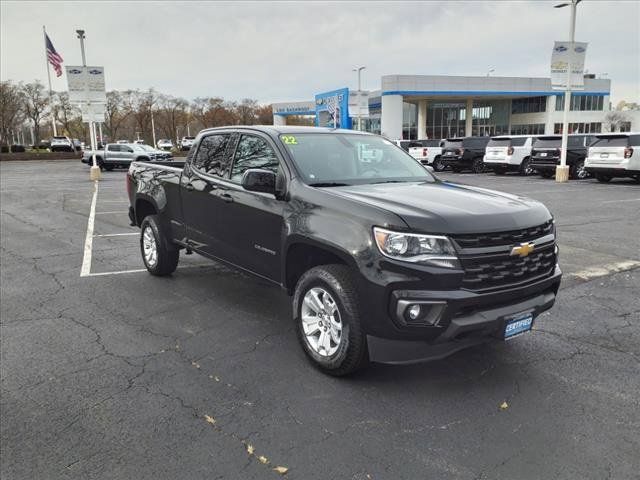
[230,135,279,183]
[193,134,231,177]
[107,145,120,152]
[511,137,527,147]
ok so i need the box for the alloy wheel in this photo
[301,287,343,357]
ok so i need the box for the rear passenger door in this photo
[214,133,285,282]
[180,133,235,259]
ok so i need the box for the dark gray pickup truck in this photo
[127,126,562,376]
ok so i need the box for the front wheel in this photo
[293,265,368,376]
[140,215,179,276]
[571,159,588,180]
[432,156,445,172]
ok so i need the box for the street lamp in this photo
[554,0,581,183]
[352,66,366,131]
[486,67,495,77]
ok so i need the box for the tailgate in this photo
[588,146,626,164]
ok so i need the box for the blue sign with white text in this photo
[315,87,351,129]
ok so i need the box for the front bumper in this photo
[358,262,562,364]
[367,288,556,364]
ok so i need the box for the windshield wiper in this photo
[370,180,407,184]
[309,182,351,187]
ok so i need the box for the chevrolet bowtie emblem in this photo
[510,242,535,257]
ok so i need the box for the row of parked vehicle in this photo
[397,132,640,183]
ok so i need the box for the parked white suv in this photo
[484,135,537,176]
[408,139,445,171]
[180,136,196,151]
[157,139,173,150]
[585,133,640,183]
[49,136,74,152]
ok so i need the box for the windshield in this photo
[280,133,435,186]
[534,137,561,148]
[138,145,155,151]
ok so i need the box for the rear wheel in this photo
[432,156,445,172]
[140,215,179,276]
[595,173,612,183]
[472,157,484,174]
[293,265,368,376]
[519,157,534,176]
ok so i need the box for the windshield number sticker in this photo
[282,135,298,145]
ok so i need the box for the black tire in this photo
[472,157,484,174]
[452,166,463,173]
[634,175,640,184]
[293,264,369,376]
[540,170,554,179]
[139,215,179,276]
[596,173,612,183]
[570,159,588,180]
[519,157,533,176]
[432,156,445,172]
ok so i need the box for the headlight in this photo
[373,227,460,269]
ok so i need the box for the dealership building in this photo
[271,74,628,140]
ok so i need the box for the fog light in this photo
[408,304,421,320]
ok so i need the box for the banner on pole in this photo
[65,65,107,103]
[80,103,105,123]
[550,41,588,90]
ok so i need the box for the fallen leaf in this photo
[204,414,216,425]
[191,361,200,369]
[273,466,288,475]
[500,401,509,410]
[258,455,269,464]
[215,376,220,382]
[246,444,254,455]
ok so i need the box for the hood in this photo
[325,181,551,234]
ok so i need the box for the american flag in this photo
[45,33,63,77]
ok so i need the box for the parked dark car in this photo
[127,126,561,376]
[530,134,594,179]
[440,136,491,173]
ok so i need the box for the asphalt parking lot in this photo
[1,160,639,480]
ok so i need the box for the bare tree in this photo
[603,111,630,132]
[0,80,24,145]
[104,90,131,142]
[235,98,258,125]
[21,81,50,144]
[156,95,189,141]
[255,104,273,125]
[53,92,83,139]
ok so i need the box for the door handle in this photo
[185,183,195,192]
[220,193,234,203]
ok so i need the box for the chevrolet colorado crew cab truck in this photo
[127,126,562,376]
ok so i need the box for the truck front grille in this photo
[452,221,556,291]
[459,244,556,290]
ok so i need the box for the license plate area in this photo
[503,311,534,340]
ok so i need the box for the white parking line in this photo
[80,181,99,277]
[601,198,640,204]
[95,211,125,215]
[94,233,138,237]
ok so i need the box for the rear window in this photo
[591,136,630,147]
[53,136,68,140]
[443,139,463,149]
[534,137,561,148]
[407,142,423,148]
[423,139,441,147]
[463,137,490,148]
[488,138,511,147]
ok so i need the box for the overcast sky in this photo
[1,1,638,105]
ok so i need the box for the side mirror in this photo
[241,169,276,195]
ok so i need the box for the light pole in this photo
[486,67,495,77]
[554,0,580,183]
[76,29,100,181]
[353,66,366,131]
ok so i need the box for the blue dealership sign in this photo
[315,87,351,129]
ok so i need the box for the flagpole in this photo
[43,25,57,137]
